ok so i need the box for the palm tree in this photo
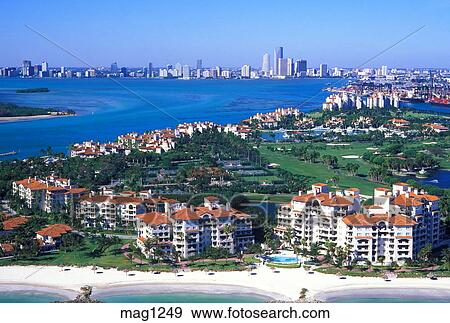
[222,224,236,263]
[283,227,294,250]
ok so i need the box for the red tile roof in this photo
[36,224,72,238]
[137,212,169,226]
[2,216,29,231]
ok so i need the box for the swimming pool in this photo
[266,254,300,264]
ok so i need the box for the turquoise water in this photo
[267,254,299,264]
[100,293,265,303]
[0,78,333,158]
[1,77,448,187]
[0,292,64,303]
[333,297,449,303]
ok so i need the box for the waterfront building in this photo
[262,53,270,76]
[196,59,202,70]
[182,65,190,79]
[136,196,254,259]
[275,183,443,264]
[42,61,48,72]
[273,47,283,76]
[147,62,153,78]
[12,176,87,213]
[175,63,182,76]
[277,58,287,77]
[36,224,72,248]
[287,58,294,76]
[22,60,32,77]
[295,59,307,76]
[111,62,118,73]
[241,64,251,78]
[319,64,328,77]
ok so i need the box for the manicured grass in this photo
[187,260,246,271]
[266,262,300,268]
[242,193,294,203]
[314,267,381,277]
[243,255,261,264]
[258,143,384,195]
[0,239,148,271]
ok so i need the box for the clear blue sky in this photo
[1,0,449,68]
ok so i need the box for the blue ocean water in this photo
[0,78,333,158]
[0,292,64,303]
[100,293,265,303]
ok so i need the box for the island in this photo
[15,87,50,93]
[0,102,76,122]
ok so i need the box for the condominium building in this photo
[76,194,183,230]
[12,176,87,213]
[275,183,442,264]
[135,196,255,259]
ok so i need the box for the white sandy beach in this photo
[0,114,73,123]
[1,265,449,301]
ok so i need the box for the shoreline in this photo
[1,265,450,302]
[91,283,282,301]
[315,286,450,302]
[0,114,74,123]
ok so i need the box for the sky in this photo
[1,0,450,69]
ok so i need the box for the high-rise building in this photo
[241,64,251,78]
[287,58,294,76]
[295,59,307,76]
[262,53,270,76]
[182,65,190,79]
[111,62,118,73]
[22,60,32,77]
[277,58,287,76]
[319,64,328,77]
[175,63,182,76]
[42,61,48,72]
[381,65,388,76]
[196,59,203,70]
[147,62,153,78]
[273,47,283,76]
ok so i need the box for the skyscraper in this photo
[111,62,118,73]
[42,61,48,72]
[319,64,328,77]
[273,47,283,76]
[262,53,270,76]
[287,58,294,76]
[196,59,203,70]
[295,59,307,76]
[147,62,153,78]
[182,65,190,79]
[241,64,251,78]
[277,58,287,76]
[22,60,32,77]
[175,63,182,76]
[381,65,388,76]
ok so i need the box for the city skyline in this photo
[1,1,450,68]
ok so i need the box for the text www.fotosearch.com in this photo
[120,306,331,321]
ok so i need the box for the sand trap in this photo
[423,142,437,145]
[342,155,360,159]
[366,147,379,150]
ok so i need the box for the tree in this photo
[441,248,450,270]
[417,243,433,265]
[345,162,360,176]
[322,154,338,169]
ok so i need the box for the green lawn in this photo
[0,239,153,271]
[258,143,384,195]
